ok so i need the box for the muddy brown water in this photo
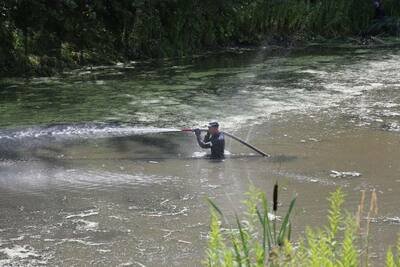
[0,46,399,266]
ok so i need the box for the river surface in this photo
[0,46,399,266]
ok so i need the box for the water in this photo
[1,46,399,266]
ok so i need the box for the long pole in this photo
[181,128,270,157]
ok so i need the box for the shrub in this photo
[204,185,399,266]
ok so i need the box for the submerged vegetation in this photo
[205,184,400,266]
[1,0,400,76]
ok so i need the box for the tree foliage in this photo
[1,0,399,76]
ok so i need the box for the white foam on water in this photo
[276,171,338,186]
[382,216,400,224]
[65,209,99,219]
[0,160,16,167]
[330,170,362,178]
[9,235,25,241]
[98,249,111,253]
[0,245,43,265]
[192,151,207,158]
[118,261,146,267]
[108,215,125,221]
[74,219,99,231]
[142,206,189,217]
[370,216,400,225]
[268,213,281,221]
[385,122,400,132]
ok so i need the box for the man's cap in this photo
[207,121,219,128]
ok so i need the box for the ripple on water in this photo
[0,164,179,193]
[62,169,179,191]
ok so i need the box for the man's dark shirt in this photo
[196,132,225,159]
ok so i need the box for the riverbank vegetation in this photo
[1,0,400,77]
[204,185,400,266]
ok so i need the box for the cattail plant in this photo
[205,183,296,266]
[273,182,278,245]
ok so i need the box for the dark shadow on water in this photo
[0,148,23,161]
[106,134,181,157]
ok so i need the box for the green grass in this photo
[204,185,399,266]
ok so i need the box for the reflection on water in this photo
[0,46,399,265]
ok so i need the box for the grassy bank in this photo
[1,0,400,77]
[204,185,399,266]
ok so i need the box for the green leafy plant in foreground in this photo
[205,182,296,266]
[204,185,399,266]
[386,236,400,267]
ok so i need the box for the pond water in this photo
[0,46,399,266]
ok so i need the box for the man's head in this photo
[207,121,219,135]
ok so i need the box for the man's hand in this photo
[194,128,201,136]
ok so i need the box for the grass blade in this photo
[278,196,297,246]
[232,237,242,267]
[261,194,274,249]
[236,215,250,266]
[207,198,224,217]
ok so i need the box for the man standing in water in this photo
[194,121,225,159]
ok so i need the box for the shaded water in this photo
[0,46,399,266]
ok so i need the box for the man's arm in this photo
[194,129,212,149]
[203,131,211,142]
